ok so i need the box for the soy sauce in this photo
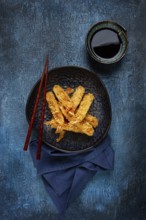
[91,28,121,59]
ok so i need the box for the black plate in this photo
[26,66,112,152]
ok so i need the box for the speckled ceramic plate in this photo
[26,66,112,152]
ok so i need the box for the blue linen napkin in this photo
[29,136,114,213]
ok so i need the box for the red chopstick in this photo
[23,56,48,151]
[36,61,49,160]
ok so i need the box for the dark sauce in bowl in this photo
[91,28,121,59]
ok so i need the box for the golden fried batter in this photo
[59,103,98,128]
[46,92,64,125]
[59,103,73,121]
[45,119,94,136]
[70,93,94,124]
[65,87,74,95]
[45,85,98,142]
[85,114,98,128]
[70,85,85,112]
[53,85,72,110]
[74,121,94,136]
[56,131,65,142]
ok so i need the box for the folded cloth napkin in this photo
[29,136,114,213]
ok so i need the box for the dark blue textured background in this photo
[0,0,146,219]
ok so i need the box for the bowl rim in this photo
[86,20,129,64]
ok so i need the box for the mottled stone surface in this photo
[0,0,146,219]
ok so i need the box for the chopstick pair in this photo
[23,56,49,160]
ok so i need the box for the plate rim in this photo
[25,65,112,153]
